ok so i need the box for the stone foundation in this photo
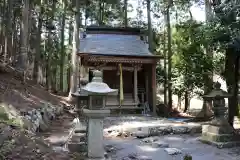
[200,124,240,148]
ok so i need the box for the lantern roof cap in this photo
[203,82,232,98]
[81,70,118,95]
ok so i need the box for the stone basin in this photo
[83,109,110,118]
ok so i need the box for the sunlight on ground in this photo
[105,119,197,132]
[137,145,159,152]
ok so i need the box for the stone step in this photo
[74,126,87,133]
[70,133,86,143]
[67,142,87,153]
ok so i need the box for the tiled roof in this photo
[79,33,153,57]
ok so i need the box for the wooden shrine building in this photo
[77,26,162,115]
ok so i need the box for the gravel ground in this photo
[104,116,202,138]
[104,134,240,160]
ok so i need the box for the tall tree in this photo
[146,0,154,52]
[166,0,173,112]
[68,0,80,99]
[124,0,128,27]
[60,0,66,91]
[33,0,44,83]
[18,0,29,82]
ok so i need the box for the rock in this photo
[152,141,169,148]
[41,109,50,124]
[138,155,152,160]
[52,146,68,152]
[134,131,149,139]
[44,103,55,120]
[122,131,131,137]
[22,116,33,131]
[172,126,189,134]
[164,148,182,155]
[149,126,173,136]
[67,142,87,153]
[104,145,117,153]
[55,104,64,115]
[142,136,159,143]
[38,120,48,131]
[105,130,121,137]
[127,153,138,159]
[32,118,40,132]
[122,157,132,160]
[36,110,49,132]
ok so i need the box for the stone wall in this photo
[0,102,64,133]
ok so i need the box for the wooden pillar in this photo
[152,63,157,116]
[134,66,138,105]
[145,69,149,103]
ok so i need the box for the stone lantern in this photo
[200,82,240,148]
[81,70,118,159]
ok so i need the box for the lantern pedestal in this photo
[83,109,110,159]
[200,118,240,148]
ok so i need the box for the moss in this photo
[0,105,21,127]
[0,106,9,121]
[184,154,192,160]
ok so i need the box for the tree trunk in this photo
[177,92,181,110]
[60,0,66,91]
[124,0,128,27]
[146,0,153,52]
[18,0,29,82]
[67,19,73,93]
[225,49,238,126]
[0,1,5,52]
[232,56,239,126]
[3,0,13,65]
[184,91,190,113]
[11,9,17,64]
[68,0,80,99]
[33,3,43,83]
[162,29,168,117]
[196,0,214,119]
[99,0,103,25]
[166,7,173,112]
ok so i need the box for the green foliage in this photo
[156,63,165,84]
[171,20,214,97]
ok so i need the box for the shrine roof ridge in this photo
[85,25,145,35]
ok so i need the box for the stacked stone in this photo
[66,118,87,153]
[18,102,64,133]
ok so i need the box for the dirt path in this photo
[38,111,75,149]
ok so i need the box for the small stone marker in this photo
[142,136,159,143]
[152,141,169,148]
[134,131,149,139]
[164,148,182,155]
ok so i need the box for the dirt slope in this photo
[0,70,79,159]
